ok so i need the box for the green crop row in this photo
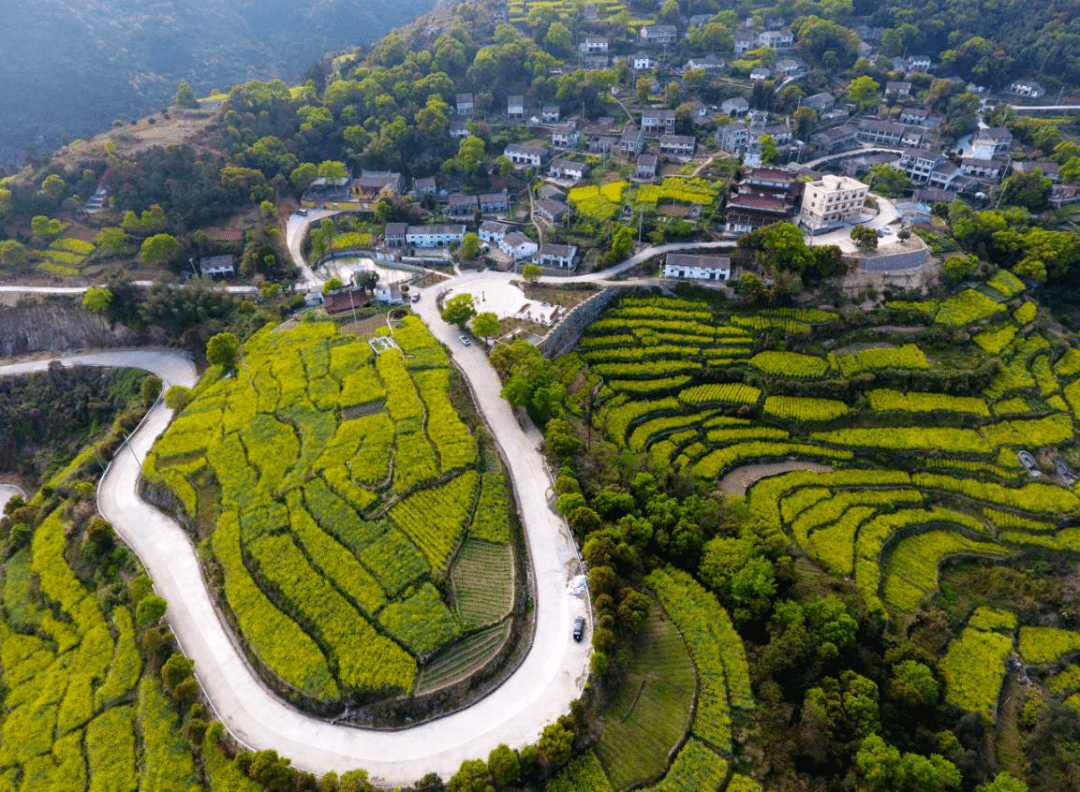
[1056,348,1080,379]
[705,426,790,445]
[389,471,478,570]
[136,676,200,792]
[750,469,913,529]
[729,314,810,335]
[248,531,416,691]
[866,389,990,417]
[831,344,930,376]
[1048,664,1080,695]
[935,288,1007,326]
[812,426,992,456]
[471,473,513,543]
[748,350,831,378]
[357,528,430,597]
[610,304,714,323]
[694,442,852,479]
[582,344,706,363]
[981,413,1074,448]
[973,325,1017,355]
[912,473,1080,515]
[940,624,1012,720]
[967,606,1017,633]
[287,493,387,613]
[883,531,1008,613]
[791,488,924,549]
[628,411,715,452]
[589,317,717,337]
[762,396,849,422]
[640,738,728,792]
[602,396,681,441]
[608,375,695,395]
[988,268,1025,298]
[379,583,462,656]
[1018,627,1080,665]
[548,750,615,792]
[678,382,762,406]
[591,360,703,380]
[213,510,340,700]
[1015,301,1037,324]
[757,307,839,324]
[414,368,478,472]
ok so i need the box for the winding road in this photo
[0,334,590,783]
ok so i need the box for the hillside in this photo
[0,0,440,167]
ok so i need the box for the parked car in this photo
[459,335,471,346]
[411,292,420,303]
[572,616,585,642]
[296,207,308,217]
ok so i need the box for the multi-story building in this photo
[534,244,577,269]
[639,24,677,45]
[503,144,551,168]
[500,232,539,260]
[641,109,676,135]
[800,175,869,228]
[659,134,696,158]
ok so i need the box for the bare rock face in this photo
[0,302,145,358]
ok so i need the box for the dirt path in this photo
[717,461,834,496]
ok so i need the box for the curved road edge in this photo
[0,344,591,784]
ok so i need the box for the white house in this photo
[757,29,794,50]
[455,93,474,117]
[579,37,609,54]
[405,224,466,248]
[503,143,551,168]
[663,253,731,281]
[721,97,750,117]
[551,124,580,148]
[478,221,510,244]
[499,231,539,260]
[549,159,589,181]
[800,175,869,227]
[907,55,932,71]
[1009,80,1046,98]
[199,255,235,278]
[534,243,577,270]
[686,55,725,73]
[374,282,405,304]
[632,54,656,71]
[507,95,525,118]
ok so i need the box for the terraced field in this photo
[0,461,200,792]
[580,288,1080,642]
[146,318,519,704]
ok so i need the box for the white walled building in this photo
[663,253,731,281]
[405,224,466,248]
[799,175,869,227]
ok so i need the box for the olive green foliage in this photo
[149,320,513,702]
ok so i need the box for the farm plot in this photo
[148,321,515,703]
[452,540,515,628]
[577,292,1080,626]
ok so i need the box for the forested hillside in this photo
[0,0,440,167]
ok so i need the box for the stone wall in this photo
[538,287,622,358]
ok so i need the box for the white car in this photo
[459,335,471,346]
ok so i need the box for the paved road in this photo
[0,339,590,783]
[0,483,25,512]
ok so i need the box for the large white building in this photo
[799,175,869,228]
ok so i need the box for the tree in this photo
[460,233,481,260]
[357,270,379,294]
[290,163,319,193]
[977,772,1028,792]
[729,556,777,622]
[869,164,910,198]
[174,82,199,109]
[161,654,195,693]
[851,224,878,249]
[544,21,573,56]
[454,136,487,179]
[888,660,940,707]
[136,595,167,628]
[139,233,180,265]
[538,722,574,766]
[41,174,65,198]
[0,240,29,275]
[855,735,905,791]
[206,332,240,368]
[441,293,476,327]
[447,759,492,792]
[471,312,501,343]
[82,286,113,317]
[164,385,192,412]
[846,75,880,109]
[317,160,349,179]
[521,264,543,283]
[322,278,345,295]
[760,135,780,165]
[95,227,131,256]
[141,374,163,404]
[487,745,519,787]
[999,169,1052,212]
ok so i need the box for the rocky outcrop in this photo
[0,301,145,358]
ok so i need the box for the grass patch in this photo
[594,606,695,791]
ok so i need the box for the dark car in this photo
[573,616,585,642]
